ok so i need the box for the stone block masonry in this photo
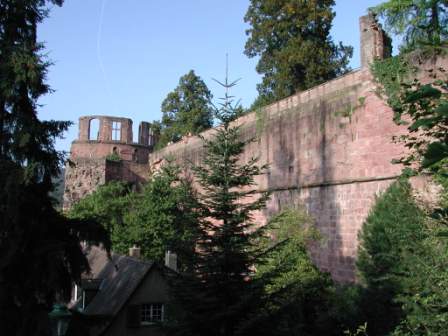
[63,116,155,210]
[148,66,406,282]
[149,53,446,282]
[64,14,446,282]
[146,14,409,283]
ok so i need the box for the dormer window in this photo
[112,121,121,141]
[141,303,164,324]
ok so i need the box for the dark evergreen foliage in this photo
[391,211,448,335]
[170,77,270,336]
[367,3,448,334]
[357,179,426,335]
[0,2,109,335]
[244,0,353,108]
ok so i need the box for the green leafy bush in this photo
[105,152,121,162]
[238,208,340,336]
[68,163,199,268]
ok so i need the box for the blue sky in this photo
[38,0,386,152]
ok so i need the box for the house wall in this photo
[103,267,169,336]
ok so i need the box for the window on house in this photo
[112,121,121,141]
[141,303,164,324]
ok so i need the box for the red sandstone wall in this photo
[148,68,407,282]
[78,116,133,143]
[64,115,152,209]
[105,160,149,185]
[70,142,150,164]
[63,159,107,210]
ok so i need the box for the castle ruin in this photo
[63,14,443,282]
[63,116,156,209]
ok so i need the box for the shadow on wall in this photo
[105,160,148,191]
[263,98,356,282]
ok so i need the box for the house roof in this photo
[82,246,154,317]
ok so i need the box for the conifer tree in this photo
[171,74,270,336]
[0,2,109,335]
[244,0,353,108]
[158,70,213,148]
[357,179,426,335]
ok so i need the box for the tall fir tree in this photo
[171,74,270,336]
[158,70,213,148]
[0,1,109,335]
[244,0,353,108]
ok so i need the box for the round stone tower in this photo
[63,115,157,210]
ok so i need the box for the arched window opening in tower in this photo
[112,121,121,141]
[89,118,100,141]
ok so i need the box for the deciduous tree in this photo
[69,163,200,271]
[239,208,337,336]
[158,70,213,148]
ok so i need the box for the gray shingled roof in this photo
[82,246,154,317]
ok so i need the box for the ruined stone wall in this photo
[62,13,445,281]
[63,116,153,210]
[148,67,406,282]
[70,142,150,164]
[148,53,448,282]
[105,160,149,185]
[63,159,107,209]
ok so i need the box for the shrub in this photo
[357,178,427,335]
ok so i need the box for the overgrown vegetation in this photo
[243,208,336,336]
[364,1,448,334]
[69,163,199,271]
[371,0,448,52]
[5,0,448,335]
[105,152,121,161]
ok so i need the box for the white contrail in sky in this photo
[97,0,114,104]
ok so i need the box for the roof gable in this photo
[82,247,154,317]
